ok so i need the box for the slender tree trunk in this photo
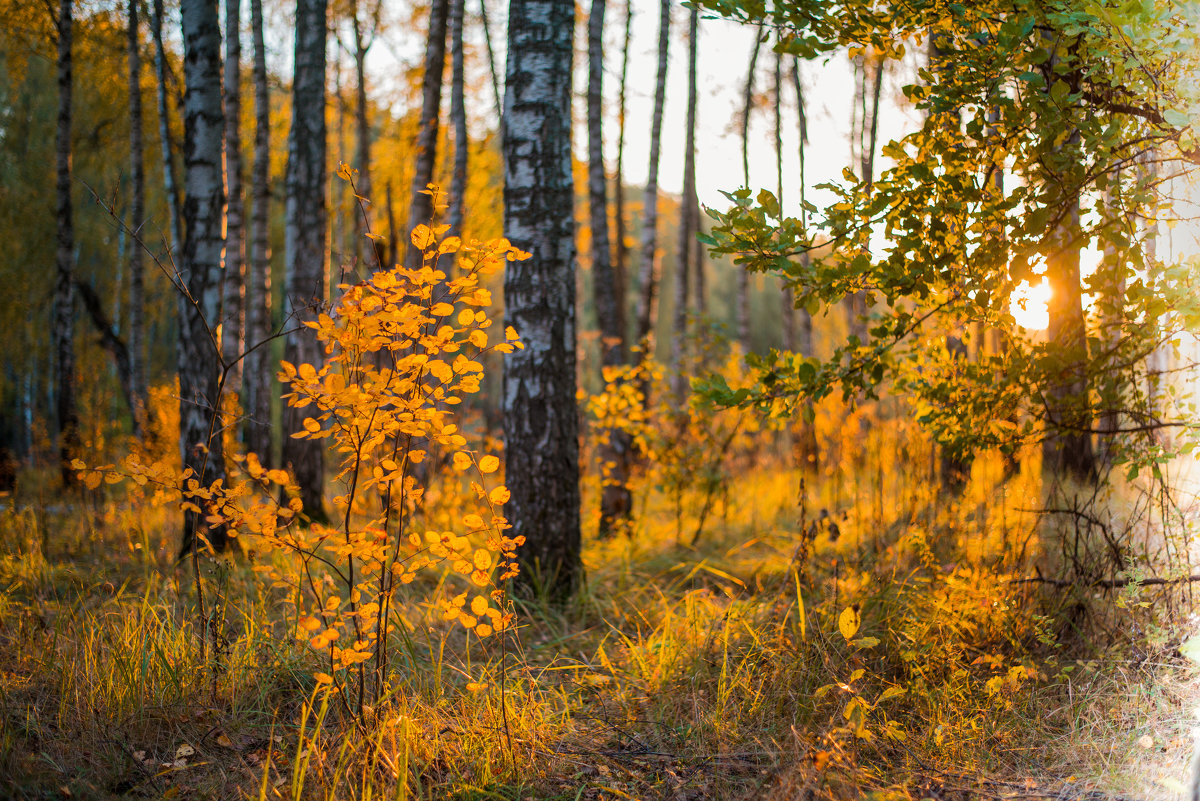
[774,45,794,353]
[54,0,79,487]
[589,0,632,537]
[351,0,380,266]
[736,30,761,351]
[588,0,617,368]
[862,54,883,191]
[478,0,502,119]
[790,57,812,357]
[1040,42,1094,482]
[670,6,697,400]
[846,53,883,346]
[178,0,228,554]
[503,0,580,600]
[223,0,244,400]
[152,0,183,259]
[127,0,147,436]
[282,0,328,520]
[1042,182,1094,480]
[385,180,397,267]
[404,0,449,268]
[634,0,669,350]
[689,24,704,323]
[791,57,818,469]
[1142,151,1168,443]
[692,194,704,318]
[244,0,272,463]
[76,279,136,423]
[611,0,632,351]
[448,0,468,235]
[927,35,972,488]
[333,53,346,265]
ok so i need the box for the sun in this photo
[1011,278,1050,330]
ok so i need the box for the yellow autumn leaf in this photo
[476,623,494,637]
[474,549,492,570]
[488,486,510,505]
[452,452,472,472]
[838,605,861,641]
[479,455,500,474]
[314,672,333,685]
[463,513,485,529]
[470,595,489,616]
[411,224,435,250]
[457,308,475,326]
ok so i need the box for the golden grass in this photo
[0,425,1196,800]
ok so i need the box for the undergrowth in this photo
[4,423,1195,801]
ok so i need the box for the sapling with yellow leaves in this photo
[75,176,527,712]
[271,182,527,707]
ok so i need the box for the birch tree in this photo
[588,0,632,536]
[448,0,468,234]
[127,0,147,434]
[736,31,761,351]
[152,0,183,258]
[244,0,271,463]
[503,0,580,599]
[634,0,670,350]
[222,0,244,395]
[670,5,698,399]
[611,0,633,347]
[178,0,227,554]
[53,0,79,486]
[404,0,449,268]
[282,0,328,520]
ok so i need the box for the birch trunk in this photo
[351,0,379,265]
[127,0,147,435]
[670,5,697,400]
[611,0,632,350]
[589,0,632,537]
[775,45,794,353]
[449,0,468,235]
[790,58,813,357]
[244,0,272,464]
[282,0,328,520]
[404,0,449,268]
[54,0,80,486]
[478,0,502,118]
[503,0,580,599]
[736,30,762,351]
[152,0,183,258]
[223,0,244,397]
[634,0,670,349]
[178,0,228,554]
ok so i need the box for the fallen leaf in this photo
[175,743,195,759]
[216,734,234,748]
[1138,734,1154,749]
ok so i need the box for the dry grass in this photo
[0,420,1196,800]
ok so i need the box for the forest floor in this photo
[0,450,1197,800]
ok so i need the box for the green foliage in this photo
[695,0,1200,468]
